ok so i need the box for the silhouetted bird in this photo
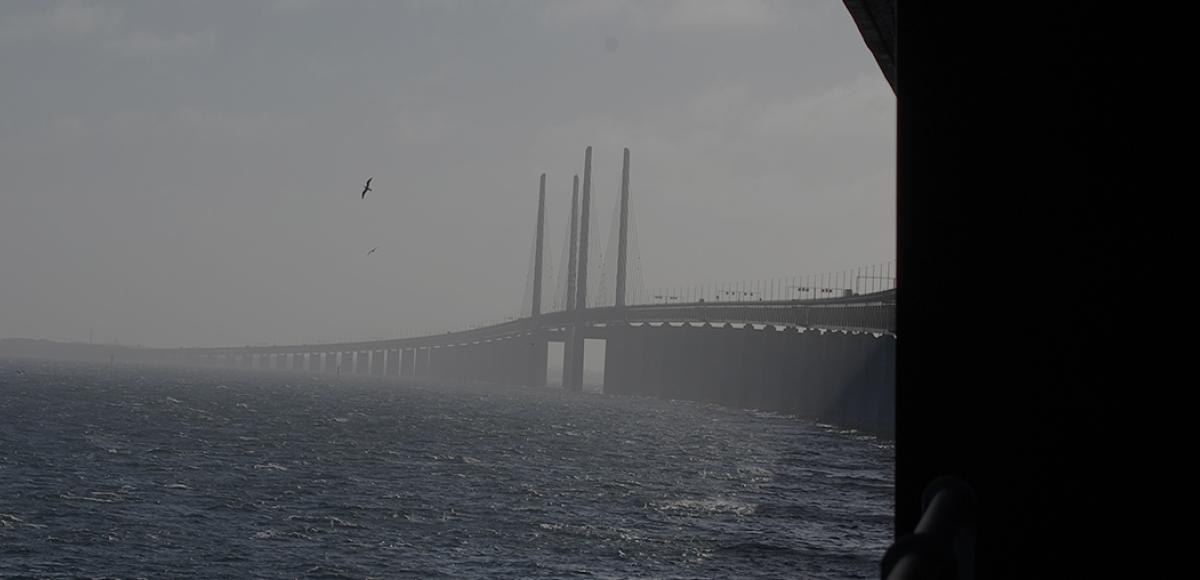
[361,178,373,199]
[367,247,378,256]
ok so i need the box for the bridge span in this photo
[134,147,896,437]
[143,290,895,437]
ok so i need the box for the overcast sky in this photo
[0,0,894,348]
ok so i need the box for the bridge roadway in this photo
[173,289,894,357]
[147,290,896,437]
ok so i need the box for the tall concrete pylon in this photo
[565,176,580,313]
[532,173,547,317]
[561,174,580,389]
[566,146,593,391]
[615,147,631,307]
[529,175,549,387]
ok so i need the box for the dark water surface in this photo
[0,360,892,579]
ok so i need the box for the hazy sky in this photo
[0,0,894,348]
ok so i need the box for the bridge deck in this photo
[164,290,895,356]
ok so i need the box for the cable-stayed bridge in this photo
[131,147,896,436]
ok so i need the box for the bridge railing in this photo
[627,263,897,307]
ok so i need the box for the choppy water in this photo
[0,359,892,579]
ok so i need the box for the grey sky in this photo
[0,0,894,348]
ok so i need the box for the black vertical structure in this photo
[567,147,593,391]
[528,174,549,387]
[850,0,1148,576]
[615,147,631,307]
[561,176,580,388]
[565,176,580,312]
[532,174,546,318]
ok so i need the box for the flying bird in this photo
[361,178,373,199]
[367,247,378,256]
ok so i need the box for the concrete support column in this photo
[451,345,466,381]
[602,325,628,395]
[527,334,548,387]
[661,325,689,400]
[826,331,851,426]
[777,329,806,415]
[483,341,497,382]
[796,330,821,420]
[696,321,720,403]
[638,324,666,398]
[510,338,525,385]
[744,326,770,410]
[879,334,895,437]
[414,347,428,378]
[810,330,834,420]
[678,324,707,401]
[719,326,750,408]
[371,349,385,376]
[401,348,415,377]
[386,348,400,376]
[561,329,576,389]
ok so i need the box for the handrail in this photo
[882,476,976,580]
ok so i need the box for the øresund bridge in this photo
[126,146,896,437]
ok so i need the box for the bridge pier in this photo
[457,344,471,381]
[482,341,496,382]
[723,326,752,408]
[744,326,770,410]
[777,328,800,413]
[601,325,628,395]
[450,345,465,381]
[808,330,832,418]
[505,338,522,385]
[418,347,432,378]
[661,325,689,400]
[678,324,706,401]
[355,350,368,375]
[561,331,575,390]
[401,348,415,377]
[386,348,400,376]
[640,324,668,398]
[306,353,319,373]
[371,349,385,376]
[696,321,720,403]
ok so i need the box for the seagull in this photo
[367,247,378,256]
[15,369,25,375]
[361,178,372,199]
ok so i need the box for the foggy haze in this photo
[0,0,894,348]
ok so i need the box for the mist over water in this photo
[1,361,892,578]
